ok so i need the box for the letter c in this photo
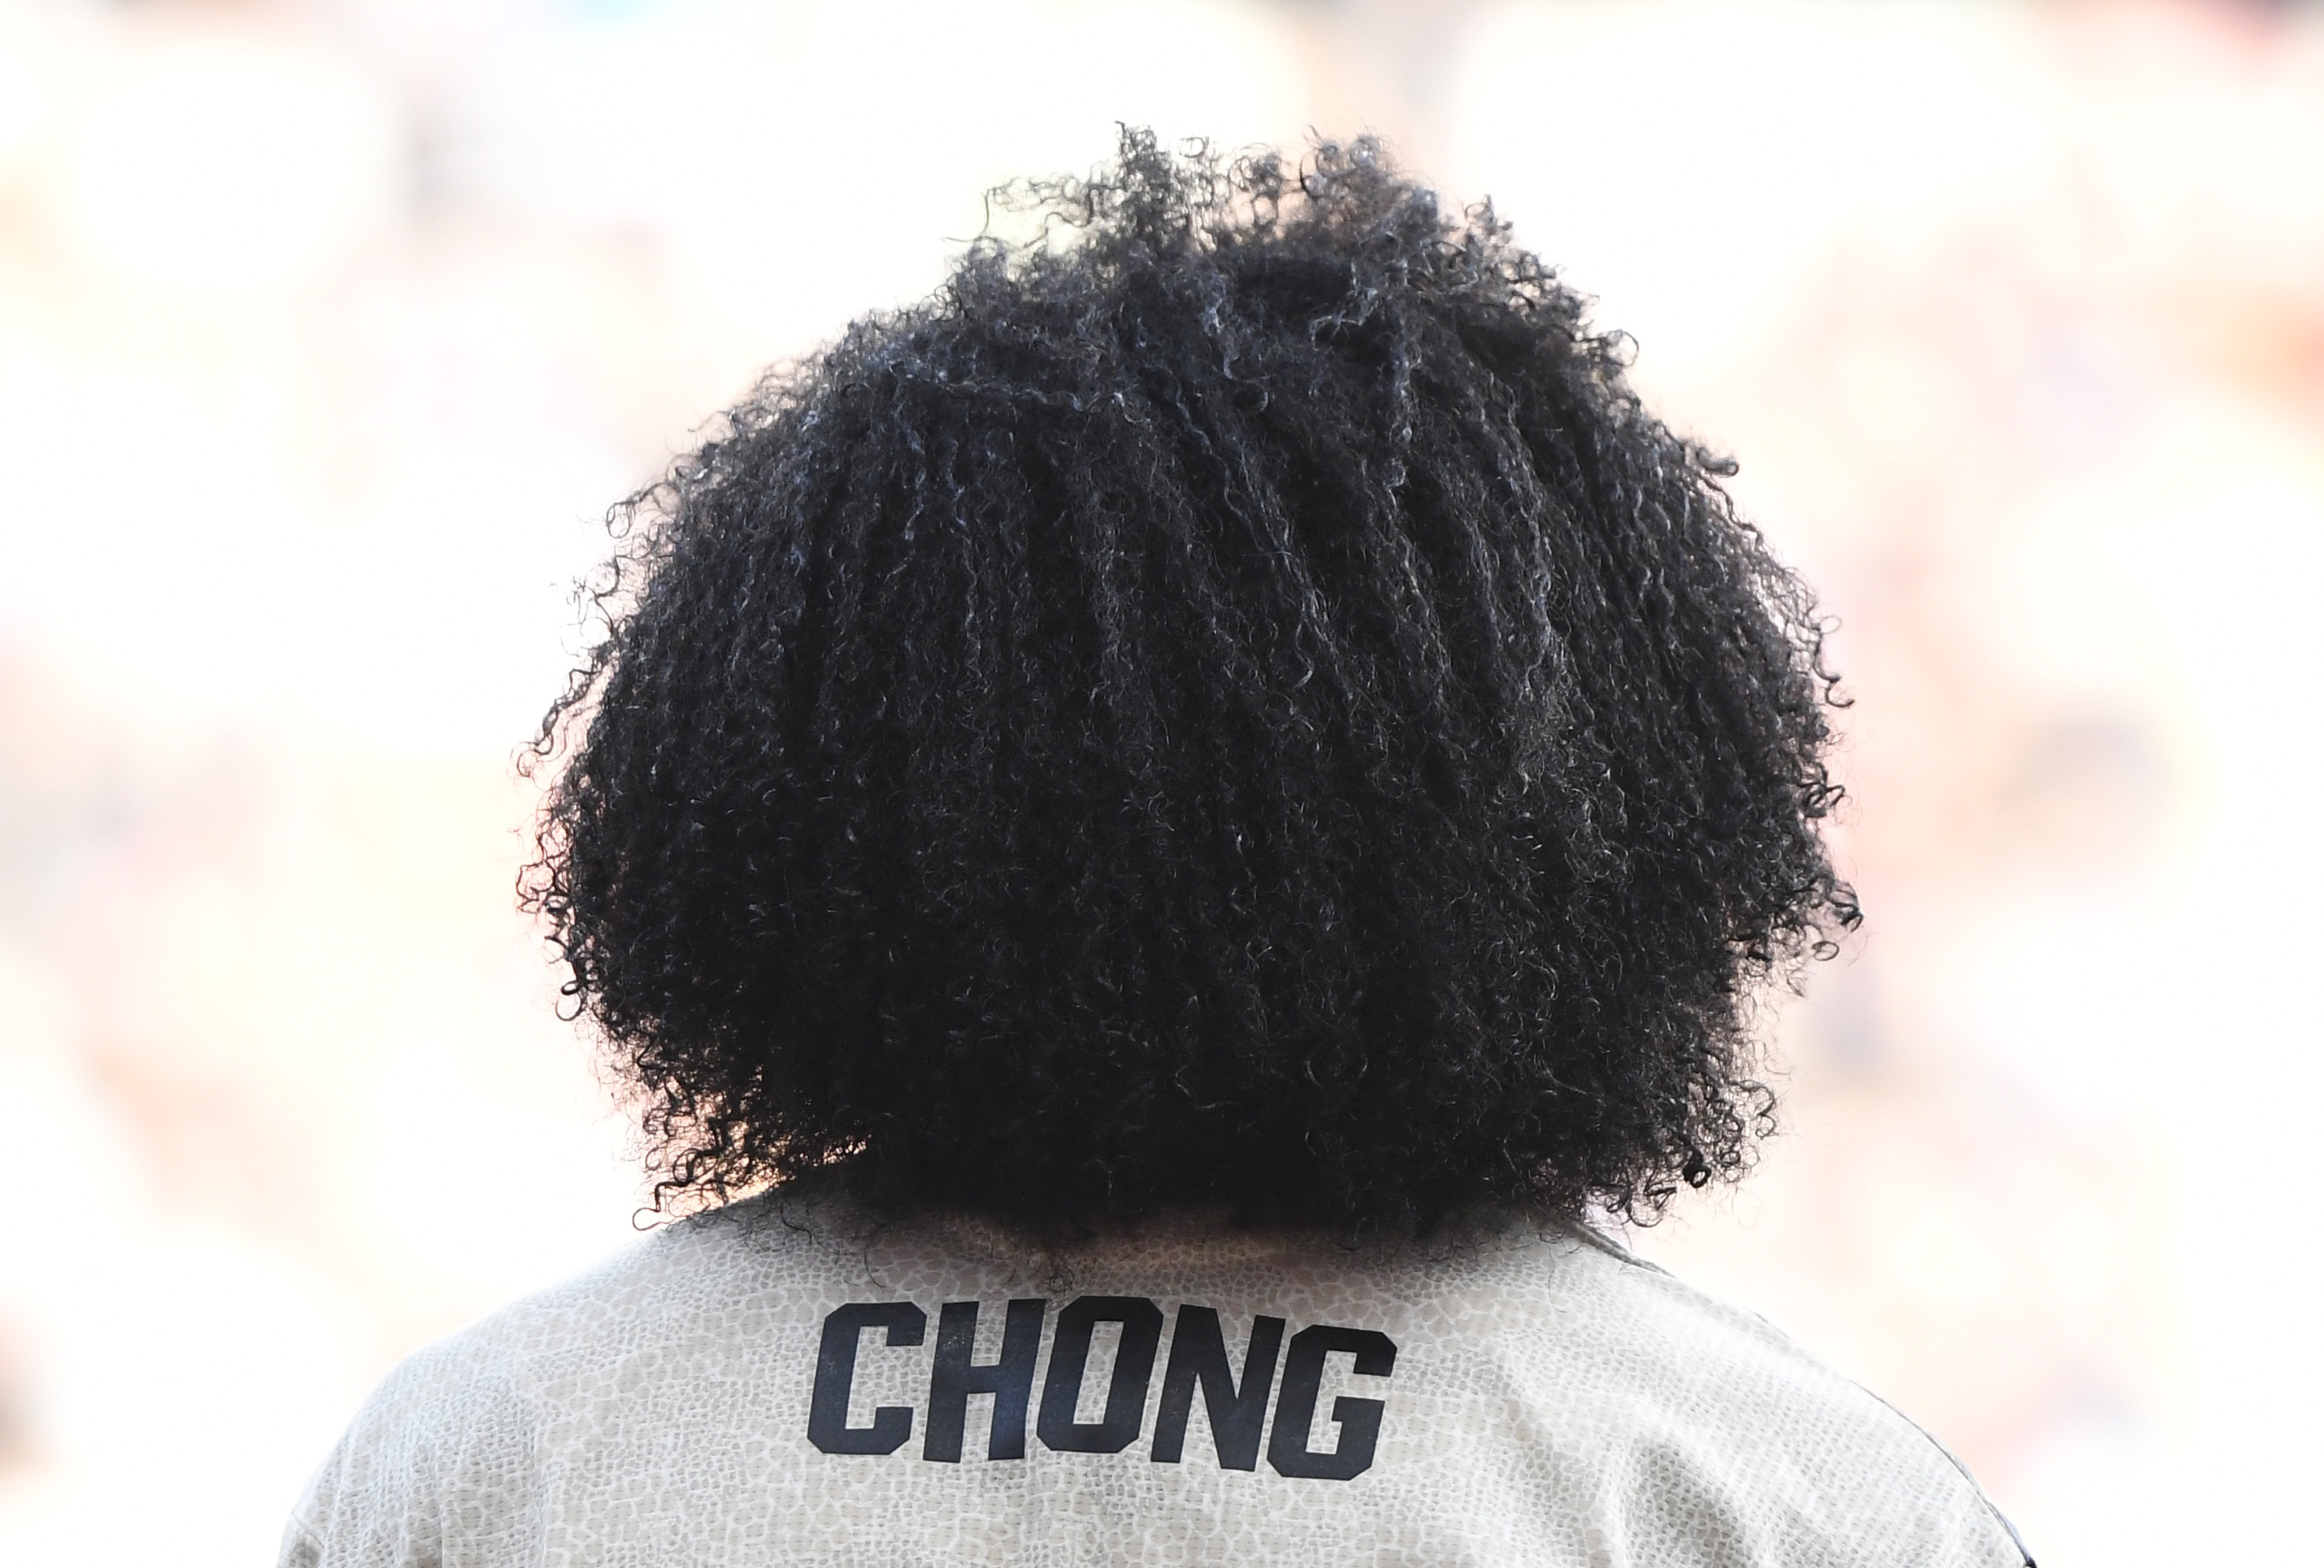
[808,1302,926,1454]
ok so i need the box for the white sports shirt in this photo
[281,1193,2031,1566]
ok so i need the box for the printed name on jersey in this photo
[807,1297,1398,1478]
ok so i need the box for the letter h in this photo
[923,1299,1046,1462]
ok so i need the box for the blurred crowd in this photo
[2,1,2321,1563]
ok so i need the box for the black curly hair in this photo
[523,131,1856,1239]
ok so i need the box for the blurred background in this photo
[1,0,2319,1561]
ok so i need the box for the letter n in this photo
[1148,1306,1285,1471]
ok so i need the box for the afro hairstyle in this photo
[523,130,1857,1239]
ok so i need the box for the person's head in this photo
[525,130,1855,1239]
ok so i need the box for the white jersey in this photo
[281,1193,2029,1566]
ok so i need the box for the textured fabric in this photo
[282,1193,2030,1567]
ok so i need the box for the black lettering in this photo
[1149,1306,1284,1470]
[807,1302,926,1455]
[1266,1324,1396,1480]
[1038,1296,1165,1454]
[923,1299,1046,1462]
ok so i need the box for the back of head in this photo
[525,130,1855,1239]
